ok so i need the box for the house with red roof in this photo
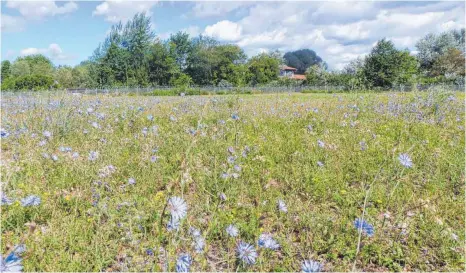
[279,65,306,80]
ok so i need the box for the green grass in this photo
[1,91,464,271]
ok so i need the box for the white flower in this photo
[258,233,280,250]
[278,199,288,213]
[226,224,239,237]
[168,196,187,220]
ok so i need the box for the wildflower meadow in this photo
[1,90,464,272]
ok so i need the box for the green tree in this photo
[363,39,418,89]
[146,41,179,85]
[169,31,193,71]
[18,55,54,76]
[90,12,154,87]
[72,62,95,88]
[1,60,11,81]
[185,35,220,85]
[169,72,192,90]
[416,28,465,73]
[432,48,465,83]
[14,74,55,91]
[11,60,31,77]
[247,52,280,85]
[55,66,74,88]
[305,63,328,86]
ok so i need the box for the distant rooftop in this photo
[279,65,297,71]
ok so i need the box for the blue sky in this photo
[1,1,464,70]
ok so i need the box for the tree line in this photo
[1,13,464,91]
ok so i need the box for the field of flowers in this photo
[1,91,464,272]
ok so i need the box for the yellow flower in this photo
[154,191,165,202]
[64,195,71,201]
[340,190,347,195]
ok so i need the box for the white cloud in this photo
[93,0,158,23]
[2,1,77,32]
[182,25,200,37]
[1,14,26,32]
[200,1,464,70]
[204,20,242,41]
[6,1,78,20]
[20,44,73,61]
[190,2,250,18]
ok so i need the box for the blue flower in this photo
[301,259,322,273]
[317,140,325,148]
[278,199,288,213]
[150,156,158,162]
[146,248,154,256]
[1,251,23,272]
[20,195,41,207]
[128,178,136,185]
[176,253,192,272]
[189,227,201,237]
[231,114,240,120]
[226,224,239,237]
[353,218,374,237]
[258,233,280,250]
[1,194,13,206]
[88,151,99,161]
[193,235,205,253]
[1,129,10,138]
[360,141,367,151]
[219,192,227,201]
[168,197,187,220]
[398,153,413,168]
[167,217,181,231]
[147,115,154,121]
[43,131,52,138]
[237,241,257,265]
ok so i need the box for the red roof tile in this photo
[292,74,306,80]
[279,65,297,71]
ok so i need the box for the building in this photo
[279,65,306,80]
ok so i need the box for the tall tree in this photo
[247,52,281,85]
[432,48,465,81]
[169,31,193,71]
[146,41,179,85]
[363,39,418,89]
[416,28,465,72]
[1,60,11,80]
[10,60,31,77]
[55,65,74,88]
[284,49,323,74]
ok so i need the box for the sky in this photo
[1,1,465,70]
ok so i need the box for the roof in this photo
[279,65,297,71]
[291,74,306,80]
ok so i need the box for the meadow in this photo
[1,91,464,272]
